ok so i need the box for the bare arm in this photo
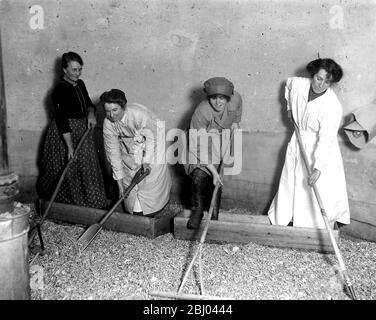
[62,132,74,160]
[206,164,223,186]
[87,106,97,128]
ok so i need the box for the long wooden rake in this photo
[292,119,357,300]
[150,129,235,300]
[28,127,92,249]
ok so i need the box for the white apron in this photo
[103,103,171,215]
[268,77,350,229]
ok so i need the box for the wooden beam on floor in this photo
[174,210,339,253]
[40,200,177,239]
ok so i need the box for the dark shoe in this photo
[187,211,203,229]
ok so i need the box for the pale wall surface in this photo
[1,0,376,240]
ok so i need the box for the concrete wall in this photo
[1,0,376,240]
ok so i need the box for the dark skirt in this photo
[38,118,107,209]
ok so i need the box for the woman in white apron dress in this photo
[268,58,350,229]
[101,89,171,215]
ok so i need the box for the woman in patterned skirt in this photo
[37,52,107,208]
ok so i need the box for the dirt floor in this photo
[27,204,376,300]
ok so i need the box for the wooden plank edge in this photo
[173,216,338,253]
[40,200,176,239]
[179,209,270,225]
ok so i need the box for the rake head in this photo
[345,282,357,300]
[77,223,102,252]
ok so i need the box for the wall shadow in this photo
[294,65,310,78]
[177,85,206,130]
[168,85,206,208]
[35,57,61,198]
[262,65,310,214]
[91,98,118,203]
[262,80,292,214]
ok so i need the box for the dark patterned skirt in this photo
[38,118,107,209]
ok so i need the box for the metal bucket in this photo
[0,193,17,213]
[0,205,30,300]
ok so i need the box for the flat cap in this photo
[204,77,234,97]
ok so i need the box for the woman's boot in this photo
[187,169,209,229]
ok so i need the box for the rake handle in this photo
[293,121,356,299]
[28,127,92,246]
[198,129,232,243]
[293,123,344,263]
[177,180,222,295]
[98,167,150,226]
[177,129,234,295]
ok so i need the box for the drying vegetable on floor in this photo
[184,77,243,229]
[101,89,171,216]
[37,51,107,209]
[268,58,350,229]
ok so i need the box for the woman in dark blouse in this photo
[38,52,107,208]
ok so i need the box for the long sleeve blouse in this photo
[185,90,242,175]
[51,78,95,134]
[103,103,158,181]
[285,77,342,172]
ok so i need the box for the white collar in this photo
[119,109,127,123]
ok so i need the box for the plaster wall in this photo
[1,0,376,240]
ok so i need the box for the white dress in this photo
[268,77,350,229]
[103,103,171,215]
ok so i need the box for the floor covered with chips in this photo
[28,204,376,300]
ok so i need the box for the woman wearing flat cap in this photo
[185,77,242,229]
[101,89,171,215]
[268,58,350,229]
